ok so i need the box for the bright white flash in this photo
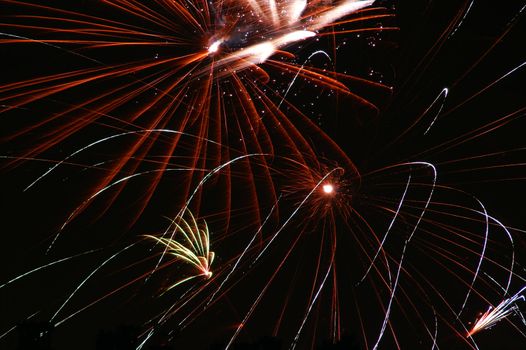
[314,0,374,30]
[323,184,334,194]
[275,30,316,46]
[289,0,307,24]
[241,31,314,65]
[211,0,373,68]
[243,42,276,64]
[208,39,223,54]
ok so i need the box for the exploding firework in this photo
[145,209,214,291]
[1,1,526,349]
[467,286,526,338]
[0,0,393,234]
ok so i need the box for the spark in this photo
[207,195,282,305]
[467,286,526,337]
[51,243,138,325]
[371,162,437,350]
[291,262,334,350]
[457,196,489,318]
[145,209,215,292]
[0,250,99,290]
[449,0,475,38]
[24,129,219,193]
[278,50,331,108]
[424,87,449,135]
[0,311,41,340]
[358,174,411,285]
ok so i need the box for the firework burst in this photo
[468,286,526,338]
[0,0,392,232]
[1,1,526,349]
[145,209,215,292]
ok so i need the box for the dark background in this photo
[1,1,525,349]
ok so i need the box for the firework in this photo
[1,1,525,349]
[468,286,526,338]
[145,209,215,292]
[0,0,392,231]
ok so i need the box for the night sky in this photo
[1,1,526,349]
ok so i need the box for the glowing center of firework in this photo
[322,183,334,194]
[208,39,223,54]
